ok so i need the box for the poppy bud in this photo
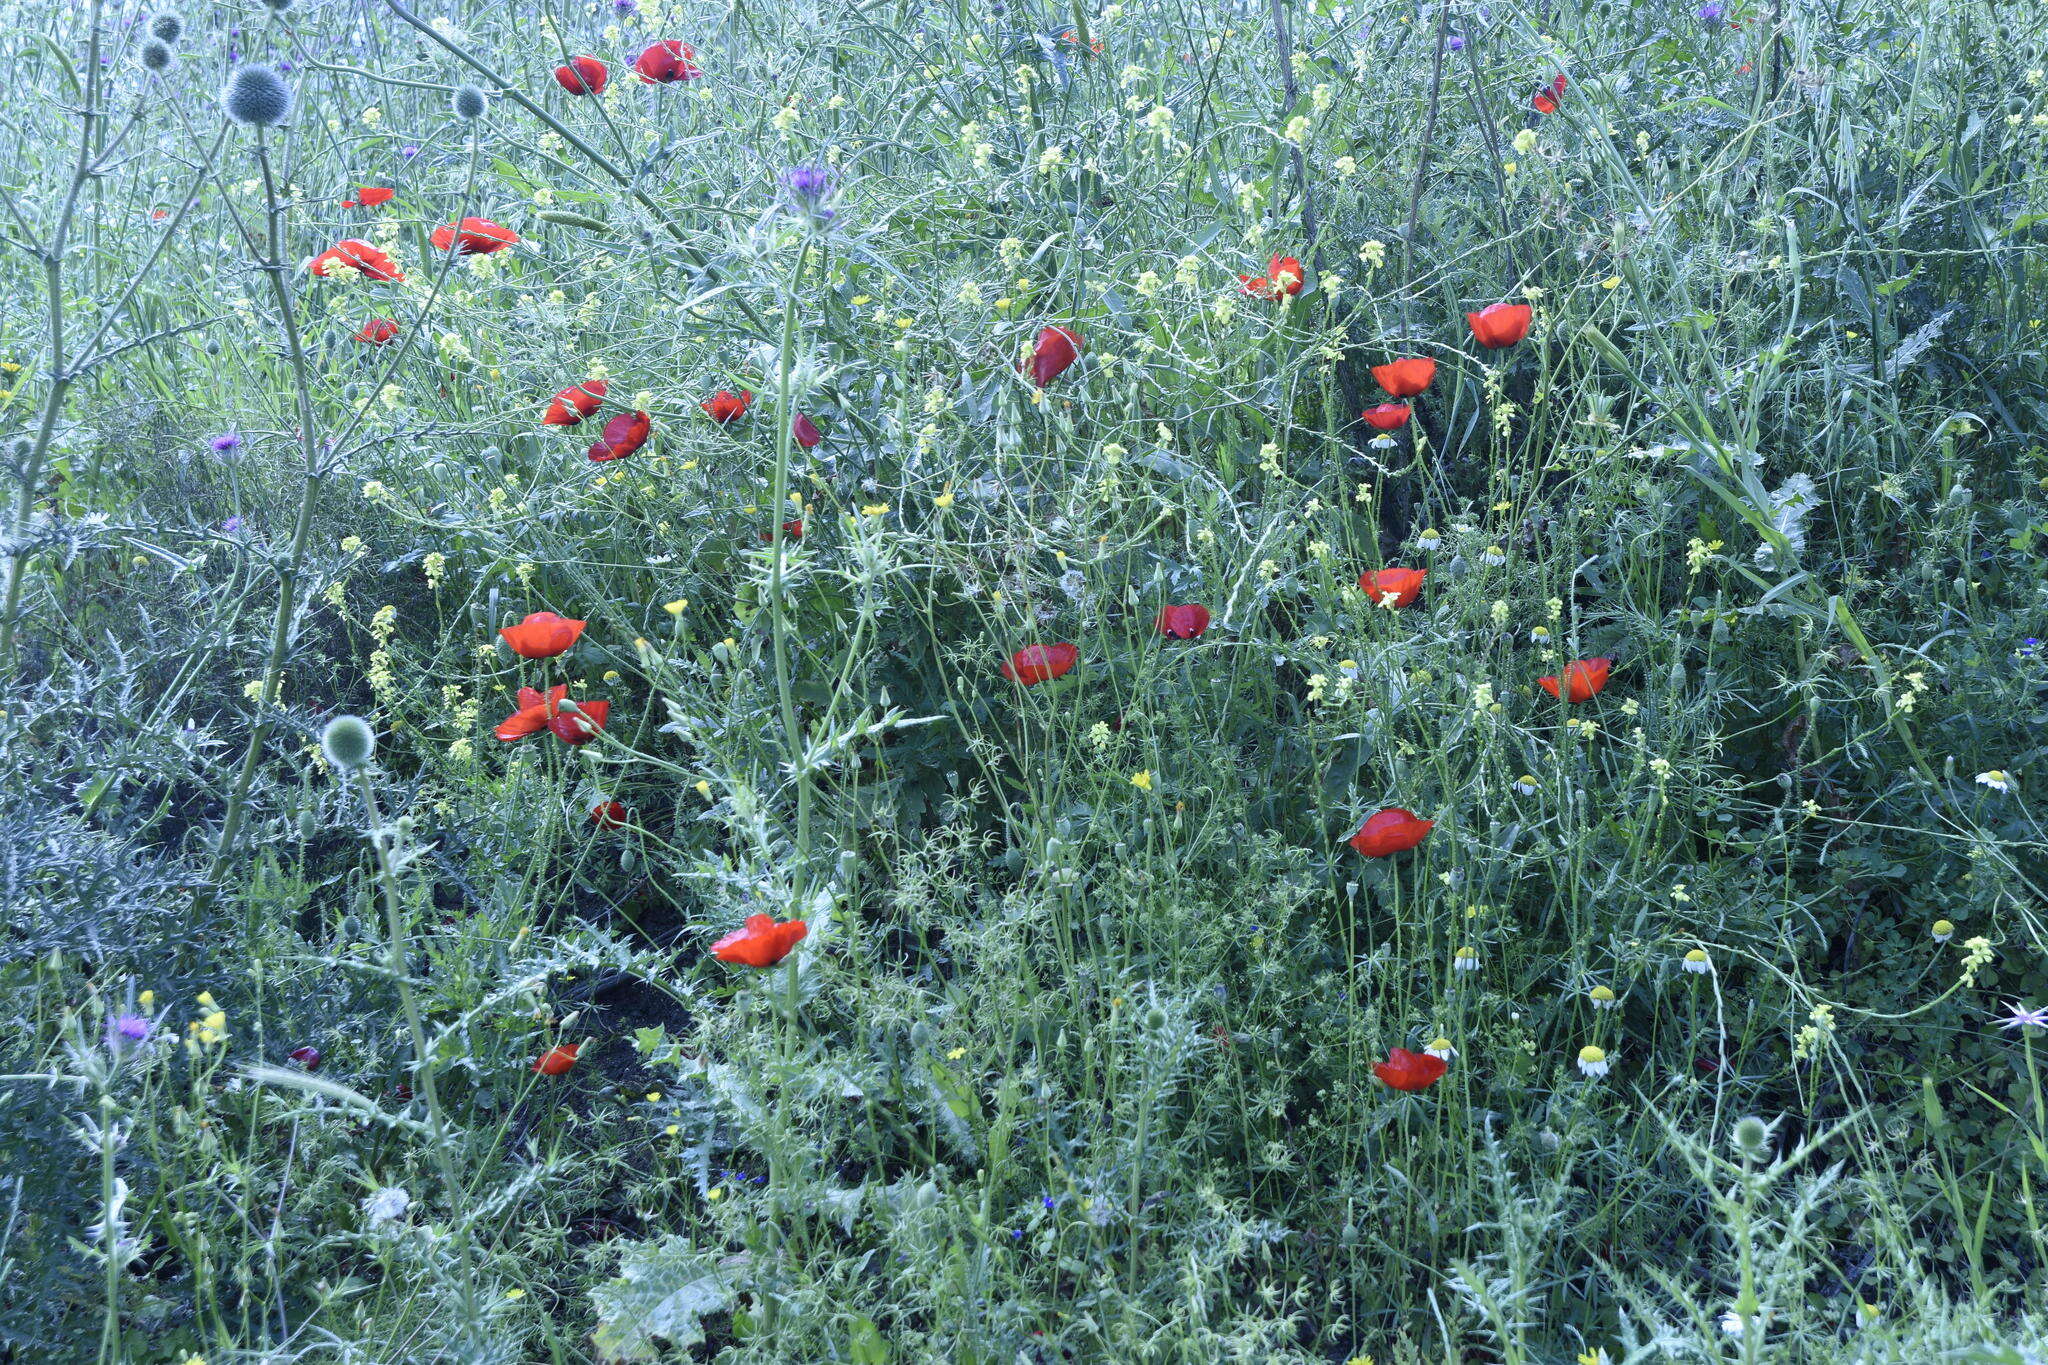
[150,12,184,43]
[452,84,488,120]
[320,714,375,770]
[140,40,174,71]
[288,1045,323,1070]
[297,809,319,840]
[792,414,823,449]
[223,64,294,128]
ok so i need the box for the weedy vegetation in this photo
[3,0,2048,1360]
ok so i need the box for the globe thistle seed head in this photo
[223,63,292,127]
[140,40,174,71]
[149,11,184,43]
[452,84,487,120]
[320,715,376,770]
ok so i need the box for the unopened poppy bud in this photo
[140,40,174,71]
[296,809,319,840]
[223,64,293,127]
[149,12,184,43]
[452,84,488,120]
[320,715,375,770]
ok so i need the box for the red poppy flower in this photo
[1238,254,1306,300]
[430,217,519,256]
[1371,356,1436,398]
[543,379,608,426]
[288,1045,323,1070]
[355,318,399,345]
[588,410,651,462]
[1532,73,1567,114]
[590,800,628,829]
[634,40,702,83]
[1002,643,1079,685]
[1373,1047,1448,1091]
[1362,403,1412,431]
[532,1043,579,1075]
[345,186,394,208]
[309,239,406,281]
[554,55,609,95]
[760,519,804,543]
[1358,567,1426,608]
[792,414,823,449]
[495,684,569,741]
[712,913,809,967]
[1537,656,1612,703]
[701,389,752,424]
[499,611,587,659]
[1466,302,1533,349]
[548,698,610,745]
[1155,604,1211,640]
[1348,808,1434,858]
[1027,326,1082,386]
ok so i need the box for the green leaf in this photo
[591,1239,747,1361]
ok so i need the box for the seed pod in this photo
[223,64,293,127]
[320,715,375,770]
[537,209,610,232]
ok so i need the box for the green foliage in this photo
[2,0,2047,1360]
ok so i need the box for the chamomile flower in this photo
[1682,948,1711,974]
[1975,769,2015,793]
[1576,1044,1609,1077]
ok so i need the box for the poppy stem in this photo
[1399,0,1454,334]
[768,240,814,868]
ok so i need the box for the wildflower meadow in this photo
[5,0,2048,1359]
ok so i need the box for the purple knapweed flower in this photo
[221,515,244,533]
[400,144,420,159]
[1697,1,1725,19]
[1447,34,1465,51]
[209,432,242,453]
[614,0,639,13]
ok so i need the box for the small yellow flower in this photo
[860,503,889,516]
[664,599,688,615]
[1601,275,1622,289]
[933,486,955,508]
[946,1046,967,1060]
[1129,770,1152,791]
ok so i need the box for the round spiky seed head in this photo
[1731,1116,1772,1159]
[320,715,375,771]
[140,40,174,71]
[222,64,292,127]
[149,12,184,43]
[452,84,487,120]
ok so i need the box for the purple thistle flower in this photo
[614,0,639,12]
[108,1014,152,1050]
[221,515,244,533]
[1697,1,1725,19]
[1447,34,1465,51]
[400,144,420,159]
[209,432,242,453]
[780,165,837,228]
